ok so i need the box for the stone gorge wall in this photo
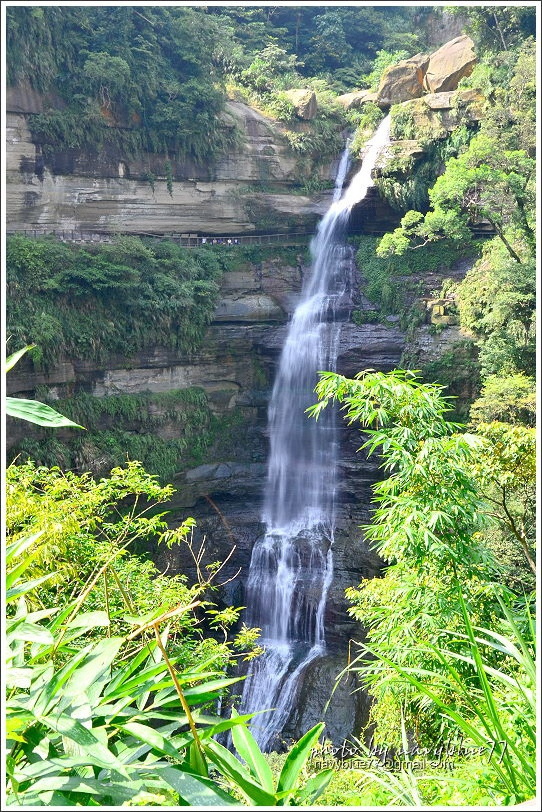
[6,88,331,235]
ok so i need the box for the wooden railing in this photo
[6,228,314,247]
[7,222,495,246]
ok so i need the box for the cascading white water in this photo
[239,116,391,751]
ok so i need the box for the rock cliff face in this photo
[6,92,331,235]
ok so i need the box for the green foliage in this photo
[354,235,476,316]
[82,51,131,107]
[419,340,481,422]
[266,92,297,123]
[5,532,255,806]
[6,346,84,429]
[214,243,305,272]
[351,309,380,326]
[164,161,174,197]
[359,49,410,91]
[6,462,239,798]
[204,717,332,805]
[239,44,302,94]
[470,374,536,426]
[310,370,491,571]
[389,105,417,141]
[8,388,216,484]
[308,370,535,750]
[208,6,424,89]
[456,243,536,378]
[378,40,536,264]
[348,103,385,158]
[7,5,238,163]
[6,461,190,614]
[472,421,536,588]
[429,135,535,258]
[5,457,332,804]
[282,106,346,164]
[376,125,475,213]
[345,591,536,805]
[6,235,223,368]
[397,40,537,420]
[227,68,348,167]
[5,457,264,687]
[449,5,536,52]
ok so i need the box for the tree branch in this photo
[500,485,536,574]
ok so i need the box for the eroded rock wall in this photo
[6,93,331,235]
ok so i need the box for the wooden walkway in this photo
[7,223,494,246]
[7,228,315,247]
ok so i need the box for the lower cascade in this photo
[238,116,391,751]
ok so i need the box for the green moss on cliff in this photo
[6,235,223,368]
[353,235,479,315]
[7,6,238,163]
[10,389,215,483]
[10,390,262,487]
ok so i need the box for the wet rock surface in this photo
[283,654,373,748]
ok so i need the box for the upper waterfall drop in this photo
[262,113,391,535]
[238,115,391,751]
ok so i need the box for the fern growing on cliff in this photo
[6,236,223,368]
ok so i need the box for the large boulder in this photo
[336,90,377,110]
[391,88,486,145]
[283,89,318,120]
[376,53,429,107]
[423,35,476,93]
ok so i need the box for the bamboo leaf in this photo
[204,739,278,806]
[157,765,238,806]
[67,611,111,629]
[230,709,275,793]
[6,529,45,566]
[293,769,334,805]
[7,621,55,646]
[119,721,189,761]
[277,722,324,795]
[39,714,130,778]
[6,573,55,603]
[6,397,84,428]
[5,344,35,372]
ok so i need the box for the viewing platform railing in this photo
[7,223,495,246]
[6,228,314,246]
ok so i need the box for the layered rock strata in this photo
[6,95,330,235]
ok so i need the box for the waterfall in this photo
[238,116,391,751]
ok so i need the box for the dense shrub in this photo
[6,235,224,368]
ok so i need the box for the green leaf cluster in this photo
[353,234,476,317]
[309,369,535,762]
[6,544,248,806]
[6,235,223,368]
[7,6,238,163]
[5,451,332,806]
[6,458,293,807]
[208,6,425,92]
